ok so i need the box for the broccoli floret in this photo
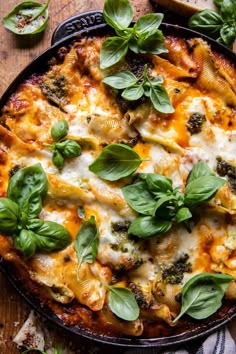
[186,112,206,135]
[162,254,192,284]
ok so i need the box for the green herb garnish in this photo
[2,0,51,35]
[189,0,236,49]
[173,272,233,322]
[100,0,167,68]
[103,65,174,113]
[0,164,71,258]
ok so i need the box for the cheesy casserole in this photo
[0,31,236,339]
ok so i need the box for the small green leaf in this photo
[184,175,226,208]
[144,173,173,196]
[128,216,172,238]
[122,181,156,215]
[220,0,236,23]
[2,0,50,35]
[89,144,143,181]
[186,161,215,185]
[51,120,69,142]
[102,71,137,89]
[0,198,19,234]
[16,229,37,258]
[220,24,236,48]
[52,150,64,170]
[176,207,192,223]
[34,221,71,252]
[78,206,86,219]
[173,272,233,322]
[150,85,175,114]
[100,37,129,69]
[150,75,164,86]
[74,216,99,268]
[137,30,168,55]
[134,13,163,35]
[103,0,133,30]
[55,140,82,158]
[108,286,140,321]
[121,85,144,100]
[188,10,224,36]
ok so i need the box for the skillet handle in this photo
[51,10,105,45]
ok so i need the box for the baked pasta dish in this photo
[0,0,236,340]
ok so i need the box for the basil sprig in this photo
[103,65,174,114]
[100,0,167,68]
[122,161,226,238]
[46,120,82,170]
[2,0,50,35]
[173,272,233,322]
[74,216,99,270]
[0,164,71,258]
[189,0,236,49]
[89,143,144,181]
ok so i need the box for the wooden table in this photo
[0,1,236,353]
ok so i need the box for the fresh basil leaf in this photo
[186,161,215,185]
[21,349,47,354]
[26,218,44,230]
[122,181,156,215]
[74,216,99,268]
[0,198,19,234]
[122,85,144,101]
[188,10,224,36]
[103,0,133,30]
[153,195,177,216]
[108,286,140,321]
[176,207,192,223]
[2,0,50,35]
[145,174,173,196]
[34,221,71,252]
[137,30,168,55]
[150,85,175,114]
[221,0,236,23]
[115,27,133,38]
[51,120,69,142]
[78,206,86,219]
[100,37,129,69]
[7,164,48,211]
[128,216,172,238]
[134,13,163,36]
[52,150,64,170]
[55,140,82,158]
[184,175,226,208]
[220,24,236,48]
[128,36,139,54]
[173,272,233,322]
[89,144,143,181]
[15,229,37,258]
[102,71,137,89]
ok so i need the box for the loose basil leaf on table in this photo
[51,119,69,142]
[107,286,140,321]
[173,272,233,322]
[103,0,133,30]
[89,144,143,181]
[74,216,99,269]
[2,0,51,35]
[128,216,172,238]
[7,163,48,215]
[189,10,224,36]
[0,198,19,233]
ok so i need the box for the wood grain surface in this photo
[0,1,235,353]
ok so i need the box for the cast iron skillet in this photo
[1,10,236,349]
